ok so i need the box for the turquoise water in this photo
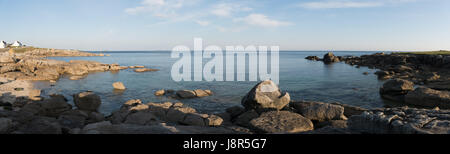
[34,51,392,114]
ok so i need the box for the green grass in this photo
[2,46,42,53]
[394,50,450,55]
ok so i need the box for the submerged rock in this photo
[241,80,290,113]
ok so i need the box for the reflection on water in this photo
[33,51,390,114]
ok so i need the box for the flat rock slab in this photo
[250,111,314,134]
[405,87,450,109]
[134,68,159,72]
[292,101,347,122]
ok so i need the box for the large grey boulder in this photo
[57,110,89,129]
[249,111,314,134]
[405,87,450,109]
[380,79,414,102]
[292,101,347,122]
[73,91,101,112]
[241,80,290,113]
[40,94,72,117]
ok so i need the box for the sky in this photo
[0,0,449,51]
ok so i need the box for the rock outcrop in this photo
[108,100,223,127]
[0,78,42,103]
[323,52,340,64]
[405,87,450,109]
[349,107,450,134]
[380,79,414,102]
[134,68,159,73]
[0,49,128,83]
[305,56,320,61]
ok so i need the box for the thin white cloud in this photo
[211,3,252,17]
[196,20,210,26]
[299,1,383,9]
[142,0,165,6]
[215,26,247,33]
[298,0,417,9]
[125,0,189,18]
[234,14,291,28]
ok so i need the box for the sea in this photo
[33,51,399,115]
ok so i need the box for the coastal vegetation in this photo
[394,50,450,55]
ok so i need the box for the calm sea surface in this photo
[34,51,397,114]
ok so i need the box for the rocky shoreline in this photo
[1,50,449,134]
[306,52,450,108]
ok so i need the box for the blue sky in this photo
[0,0,449,51]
